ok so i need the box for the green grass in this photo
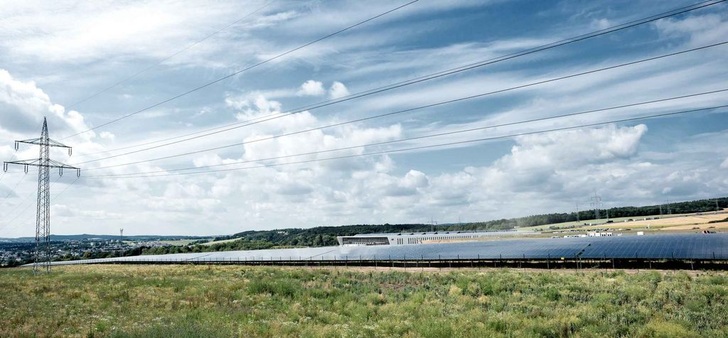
[0,265,726,337]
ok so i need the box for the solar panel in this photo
[46,233,728,266]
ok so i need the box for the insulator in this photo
[76,169,81,177]
[2,163,6,172]
[14,141,18,151]
[68,148,72,156]
[23,165,28,174]
[59,168,64,177]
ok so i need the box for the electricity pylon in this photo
[3,117,80,273]
[590,192,602,220]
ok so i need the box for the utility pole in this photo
[120,228,124,242]
[3,117,80,273]
[716,199,720,212]
[590,192,602,220]
[575,202,580,222]
[665,199,672,215]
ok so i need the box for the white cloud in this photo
[591,18,611,30]
[0,68,97,143]
[0,1,726,237]
[297,80,325,96]
[654,13,728,46]
[99,131,115,141]
[228,92,283,121]
[329,81,350,99]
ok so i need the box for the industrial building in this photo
[336,231,523,246]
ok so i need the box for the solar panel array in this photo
[579,234,727,259]
[51,233,727,266]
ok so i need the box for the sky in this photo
[0,0,727,237]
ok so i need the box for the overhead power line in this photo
[0,176,79,237]
[65,1,273,111]
[78,40,728,170]
[62,0,420,140]
[84,100,728,179]
[68,0,726,160]
[3,174,27,198]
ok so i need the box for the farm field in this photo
[0,265,726,337]
[522,211,728,235]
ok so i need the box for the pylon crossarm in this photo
[15,138,41,150]
[47,159,79,170]
[4,159,80,176]
[56,166,82,177]
[16,138,72,149]
[7,117,80,273]
[5,159,42,167]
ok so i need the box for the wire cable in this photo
[65,1,273,111]
[0,177,79,236]
[85,102,728,179]
[3,174,27,199]
[68,0,727,158]
[78,40,728,170]
[61,0,420,140]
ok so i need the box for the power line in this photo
[68,0,726,161]
[61,0,420,140]
[86,87,728,174]
[78,40,728,170]
[0,189,38,234]
[0,177,79,237]
[3,174,27,198]
[84,103,728,179]
[65,1,273,111]
[3,117,80,272]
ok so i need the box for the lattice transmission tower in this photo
[3,117,80,272]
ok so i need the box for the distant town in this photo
[0,235,206,267]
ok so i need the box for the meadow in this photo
[0,265,725,337]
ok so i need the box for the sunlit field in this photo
[0,265,725,337]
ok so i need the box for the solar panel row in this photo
[50,233,728,266]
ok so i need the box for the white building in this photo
[337,231,528,246]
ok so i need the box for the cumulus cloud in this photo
[227,92,283,121]
[1,1,726,237]
[99,131,115,141]
[297,80,325,96]
[654,13,728,46]
[503,124,648,170]
[329,81,350,99]
[0,67,104,168]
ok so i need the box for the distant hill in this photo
[0,234,210,243]
[3,197,725,249]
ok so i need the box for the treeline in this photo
[140,221,517,256]
[141,197,727,255]
[514,197,728,227]
[142,239,276,255]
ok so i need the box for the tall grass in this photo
[0,265,725,337]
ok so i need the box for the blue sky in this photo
[0,0,727,237]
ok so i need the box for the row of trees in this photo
[136,197,728,255]
[514,197,728,227]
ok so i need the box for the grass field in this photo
[0,265,726,337]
